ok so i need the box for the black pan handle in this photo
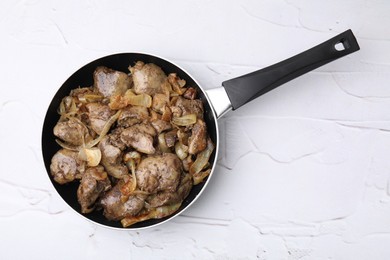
[222,29,360,110]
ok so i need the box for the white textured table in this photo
[1,1,390,259]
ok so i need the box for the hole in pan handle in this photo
[222,29,360,110]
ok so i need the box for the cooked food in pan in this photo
[50,61,214,227]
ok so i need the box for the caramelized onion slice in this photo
[168,73,186,95]
[121,154,139,202]
[189,138,214,175]
[78,147,102,167]
[78,94,104,103]
[172,114,197,126]
[175,142,189,160]
[125,90,152,107]
[55,139,79,151]
[108,95,127,110]
[158,133,171,153]
[120,173,137,202]
[123,151,141,166]
[58,96,78,117]
[85,110,121,148]
[193,169,212,185]
[109,90,152,109]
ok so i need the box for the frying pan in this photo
[42,29,360,229]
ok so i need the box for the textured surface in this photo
[1,0,390,259]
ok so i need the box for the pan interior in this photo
[41,53,218,229]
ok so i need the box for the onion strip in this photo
[125,90,152,107]
[158,133,170,153]
[55,139,79,151]
[193,169,212,185]
[121,156,138,201]
[58,97,78,121]
[172,114,197,126]
[128,160,137,192]
[78,147,101,167]
[85,110,121,148]
[124,151,141,165]
[175,142,188,160]
[79,94,104,103]
[189,138,214,175]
